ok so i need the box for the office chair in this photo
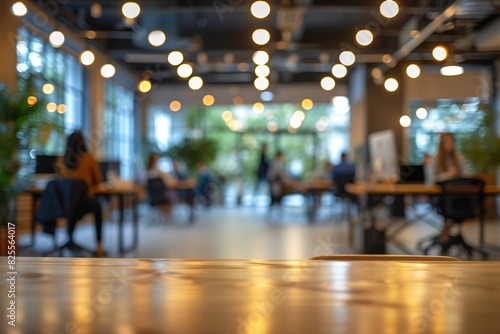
[37,179,95,256]
[145,177,171,226]
[333,174,359,220]
[417,178,488,260]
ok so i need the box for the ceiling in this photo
[36,0,500,84]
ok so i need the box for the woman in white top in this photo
[427,133,470,244]
[147,153,178,188]
[427,133,470,185]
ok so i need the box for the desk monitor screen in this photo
[368,129,400,182]
[99,161,121,182]
[400,164,425,184]
[35,155,60,174]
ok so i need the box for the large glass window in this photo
[104,80,135,179]
[407,98,490,164]
[16,27,86,155]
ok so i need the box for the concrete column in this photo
[0,3,19,90]
[88,64,106,159]
[348,64,405,178]
[348,64,368,177]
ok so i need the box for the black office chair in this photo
[145,177,171,225]
[333,174,359,220]
[37,179,95,256]
[417,178,488,260]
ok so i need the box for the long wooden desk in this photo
[26,184,140,255]
[1,257,499,333]
[346,182,500,253]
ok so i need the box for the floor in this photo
[17,194,500,261]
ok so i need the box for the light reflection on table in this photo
[1,257,499,334]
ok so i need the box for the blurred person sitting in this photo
[55,131,105,256]
[266,151,305,206]
[427,133,470,244]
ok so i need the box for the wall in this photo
[0,2,20,89]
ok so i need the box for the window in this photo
[16,26,86,154]
[104,80,135,179]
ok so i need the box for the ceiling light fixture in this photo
[400,115,411,127]
[253,102,265,113]
[57,104,67,114]
[252,50,269,65]
[254,77,270,91]
[301,98,313,110]
[252,29,271,46]
[167,51,184,66]
[177,64,193,78]
[320,77,336,91]
[432,45,448,61]
[188,76,204,90]
[339,51,355,66]
[356,29,374,46]
[42,84,54,95]
[406,64,421,78]
[380,0,399,18]
[49,31,65,48]
[170,100,181,112]
[203,95,215,106]
[100,64,116,78]
[46,102,57,113]
[251,1,271,19]
[138,79,152,93]
[384,78,399,92]
[416,107,428,119]
[27,96,37,106]
[80,50,95,66]
[122,2,140,19]
[255,64,270,77]
[11,2,28,16]
[148,30,166,47]
[331,64,348,78]
[440,64,464,76]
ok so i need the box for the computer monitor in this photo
[35,155,60,174]
[99,161,121,182]
[399,164,425,184]
[368,129,400,182]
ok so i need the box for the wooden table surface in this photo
[346,182,500,196]
[2,257,500,333]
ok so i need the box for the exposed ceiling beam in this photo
[371,0,466,78]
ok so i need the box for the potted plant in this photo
[460,109,500,218]
[166,137,218,171]
[461,110,500,174]
[0,76,55,254]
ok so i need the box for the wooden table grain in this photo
[2,257,500,333]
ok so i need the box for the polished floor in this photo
[17,194,500,260]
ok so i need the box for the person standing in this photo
[254,144,269,204]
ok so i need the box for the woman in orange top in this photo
[56,131,105,256]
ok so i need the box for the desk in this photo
[27,184,140,255]
[1,257,500,333]
[346,183,500,252]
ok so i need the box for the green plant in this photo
[0,76,59,225]
[166,137,218,171]
[461,110,500,173]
